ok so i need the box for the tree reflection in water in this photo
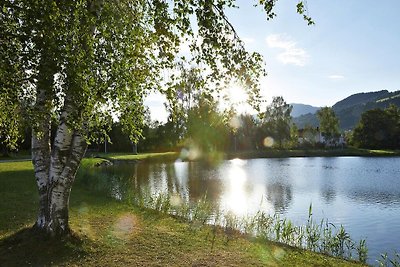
[266,182,292,213]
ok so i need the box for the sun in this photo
[219,83,255,114]
[227,84,248,104]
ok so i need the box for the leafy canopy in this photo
[316,107,340,141]
[0,0,313,147]
[263,96,293,147]
[351,105,400,149]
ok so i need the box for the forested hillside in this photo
[293,90,400,130]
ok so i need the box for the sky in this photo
[145,0,400,122]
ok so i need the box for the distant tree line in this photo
[132,97,343,154]
[4,99,399,156]
[350,105,400,149]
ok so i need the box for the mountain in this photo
[332,90,391,111]
[292,90,400,130]
[292,113,319,128]
[290,103,320,117]
[334,90,400,129]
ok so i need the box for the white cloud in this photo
[328,74,345,80]
[266,34,309,66]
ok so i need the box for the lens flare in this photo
[263,136,274,147]
[112,214,137,239]
[229,116,242,130]
[180,146,201,161]
[170,193,183,207]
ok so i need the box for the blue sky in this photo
[145,0,400,122]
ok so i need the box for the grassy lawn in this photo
[0,160,364,266]
[107,151,178,159]
[86,152,179,161]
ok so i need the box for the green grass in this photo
[131,192,368,263]
[0,160,364,266]
[88,151,179,162]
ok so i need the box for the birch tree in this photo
[317,107,340,144]
[263,96,293,148]
[1,0,313,237]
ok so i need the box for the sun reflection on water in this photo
[220,158,274,216]
[173,161,189,202]
[220,159,249,216]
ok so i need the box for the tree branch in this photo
[211,3,244,48]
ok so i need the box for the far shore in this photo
[91,148,400,162]
[227,148,400,159]
[2,148,399,163]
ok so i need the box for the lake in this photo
[97,156,400,263]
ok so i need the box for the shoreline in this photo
[0,160,364,266]
[2,148,399,165]
[227,148,400,159]
[84,148,400,164]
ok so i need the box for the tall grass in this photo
[130,189,369,264]
[377,253,400,267]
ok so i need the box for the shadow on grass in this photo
[0,227,90,266]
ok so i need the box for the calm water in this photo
[98,157,400,263]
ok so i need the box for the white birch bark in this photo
[32,120,51,228]
[31,0,101,236]
[32,95,88,236]
[32,75,52,229]
[47,107,87,235]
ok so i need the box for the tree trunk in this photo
[31,53,53,232]
[33,126,87,236]
[32,116,51,230]
[31,0,102,237]
[32,102,87,237]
